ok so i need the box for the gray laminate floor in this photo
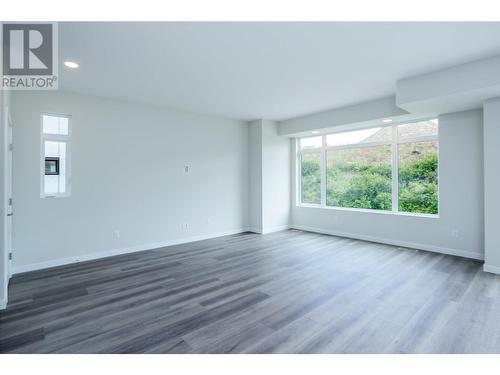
[1,229,500,354]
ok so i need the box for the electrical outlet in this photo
[451,229,459,238]
[182,222,189,231]
[112,230,121,240]
[184,164,190,173]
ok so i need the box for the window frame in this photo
[297,118,439,217]
[40,113,72,198]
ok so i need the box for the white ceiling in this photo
[59,22,500,121]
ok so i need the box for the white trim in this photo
[294,138,300,206]
[247,227,263,234]
[320,137,326,206]
[0,298,6,310]
[262,225,290,234]
[483,264,500,275]
[391,124,399,211]
[290,224,484,261]
[297,203,439,218]
[12,228,248,275]
[248,225,290,235]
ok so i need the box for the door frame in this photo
[6,108,13,279]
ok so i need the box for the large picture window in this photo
[298,119,438,215]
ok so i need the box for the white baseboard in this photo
[0,298,6,310]
[12,228,248,275]
[291,225,484,261]
[11,224,486,276]
[246,227,262,234]
[262,225,290,234]
[483,264,500,275]
[247,225,290,235]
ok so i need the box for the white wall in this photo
[10,91,249,273]
[291,109,484,260]
[248,120,263,233]
[261,120,290,233]
[397,55,500,115]
[483,98,500,273]
[247,120,290,234]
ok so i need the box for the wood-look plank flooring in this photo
[1,229,500,354]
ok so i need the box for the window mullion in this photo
[391,125,399,212]
[321,136,327,207]
[296,140,300,206]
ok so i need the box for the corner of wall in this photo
[483,264,500,275]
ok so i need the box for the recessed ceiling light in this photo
[64,61,79,69]
[382,118,393,123]
[311,131,319,134]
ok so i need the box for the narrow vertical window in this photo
[41,114,71,198]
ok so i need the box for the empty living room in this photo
[2,1,500,372]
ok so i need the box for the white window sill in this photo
[41,194,71,199]
[297,204,439,219]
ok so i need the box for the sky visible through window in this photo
[326,127,382,146]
